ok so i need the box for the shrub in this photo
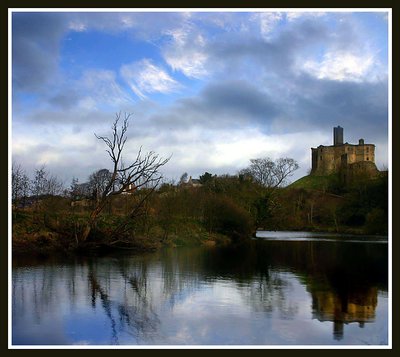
[203,195,254,240]
[365,208,387,235]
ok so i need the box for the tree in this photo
[88,168,113,202]
[79,112,170,243]
[240,157,299,190]
[46,174,64,196]
[32,166,47,198]
[203,195,253,240]
[31,166,64,198]
[70,177,80,200]
[12,163,30,207]
[239,157,299,228]
[199,172,214,185]
[179,172,188,185]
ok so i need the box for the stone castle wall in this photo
[342,161,380,183]
[311,143,375,176]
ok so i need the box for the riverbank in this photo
[12,209,232,257]
[13,209,387,258]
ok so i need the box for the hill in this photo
[287,174,339,191]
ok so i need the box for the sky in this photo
[11,10,390,185]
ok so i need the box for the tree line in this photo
[12,164,64,207]
[12,112,387,255]
[12,114,302,253]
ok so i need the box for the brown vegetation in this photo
[12,115,387,256]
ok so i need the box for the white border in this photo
[387,7,393,350]
[8,7,13,350]
[9,8,392,12]
[8,8,393,350]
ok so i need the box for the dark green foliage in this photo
[253,195,274,228]
[202,174,263,222]
[199,172,214,185]
[154,179,256,241]
[339,175,388,234]
[270,174,388,234]
[204,195,253,239]
[326,174,345,195]
[365,208,387,235]
[13,167,388,257]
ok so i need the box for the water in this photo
[256,230,388,243]
[12,232,389,346]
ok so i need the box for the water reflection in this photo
[12,237,388,345]
[311,287,378,340]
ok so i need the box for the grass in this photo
[287,174,338,191]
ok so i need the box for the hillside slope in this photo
[287,174,339,191]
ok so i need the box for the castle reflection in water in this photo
[311,287,378,340]
[12,237,388,345]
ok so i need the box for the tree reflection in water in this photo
[12,237,388,345]
[197,240,387,339]
[86,258,161,344]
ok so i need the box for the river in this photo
[12,231,389,346]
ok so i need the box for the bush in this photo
[365,208,387,235]
[204,195,254,240]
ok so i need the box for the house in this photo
[187,176,202,187]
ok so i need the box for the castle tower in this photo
[333,126,343,146]
[311,126,377,177]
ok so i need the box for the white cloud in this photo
[120,15,135,28]
[251,12,283,39]
[12,136,40,156]
[286,12,326,22]
[12,12,388,184]
[80,69,133,107]
[37,151,62,165]
[77,97,97,111]
[151,127,313,181]
[163,25,209,78]
[121,59,180,99]
[211,129,287,168]
[302,51,377,82]
[68,20,87,32]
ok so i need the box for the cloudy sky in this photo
[11,10,389,185]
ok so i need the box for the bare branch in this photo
[241,157,299,189]
[80,112,170,243]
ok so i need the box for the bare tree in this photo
[70,178,93,200]
[273,158,300,187]
[79,112,170,243]
[32,166,47,198]
[12,163,23,203]
[240,157,299,190]
[46,174,64,196]
[12,162,30,207]
[31,166,64,197]
[240,157,299,227]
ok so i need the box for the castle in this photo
[311,126,378,178]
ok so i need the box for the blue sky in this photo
[11,10,389,184]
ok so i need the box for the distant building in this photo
[180,175,202,188]
[187,176,202,187]
[122,183,136,194]
[311,126,378,178]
